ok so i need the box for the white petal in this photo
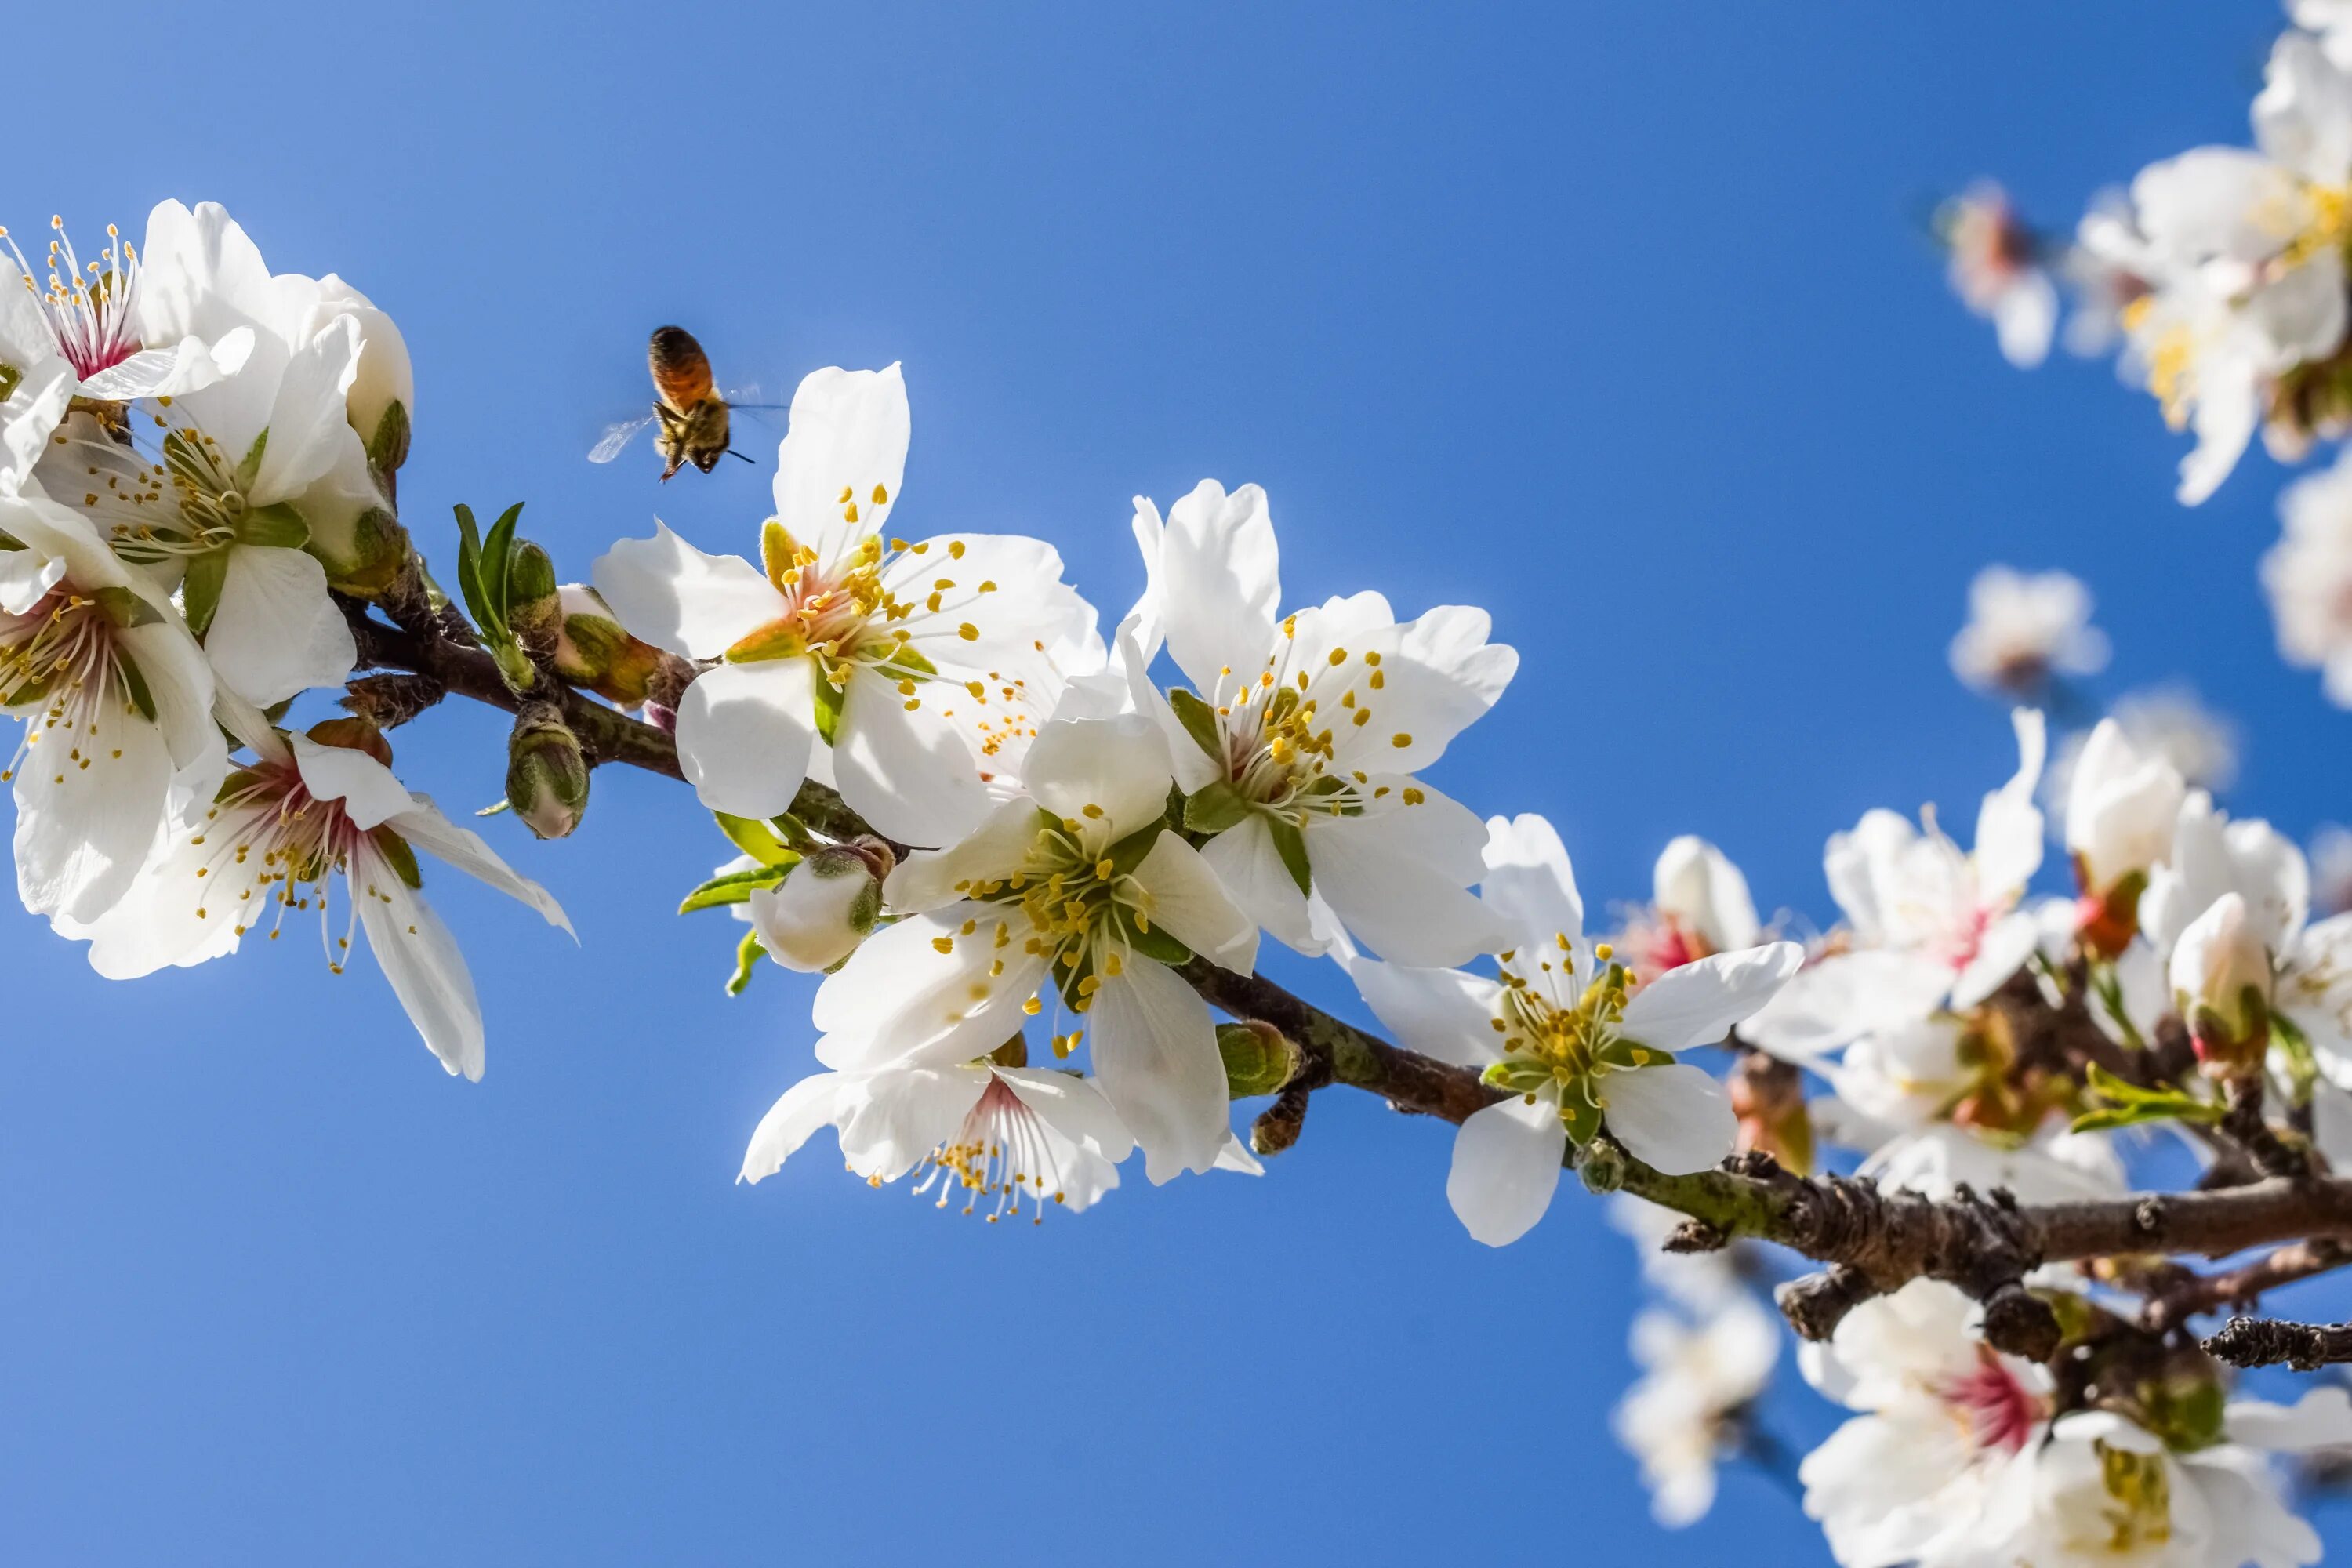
[1309,784,1508,967]
[1617,942,1804,1052]
[1479,812,1583,944]
[836,1065,982,1182]
[591,523,783,660]
[355,864,485,1080]
[1348,956,1505,1068]
[813,906,1047,1069]
[1021,713,1174,844]
[1599,1064,1737,1176]
[1951,910,2042,1010]
[885,797,1044,914]
[739,1071,858,1182]
[771,365,908,572]
[1447,1093,1566,1246]
[2227,1387,2352,1453]
[673,657,818,819]
[833,670,986,847]
[13,698,173,921]
[291,733,414,830]
[997,1067,1135,1163]
[1739,950,1954,1059]
[199,545,356,706]
[1131,832,1258,973]
[1156,479,1282,695]
[1359,604,1517,774]
[1199,815,1318,955]
[249,314,365,504]
[1087,960,1230,1185]
[385,797,572,936]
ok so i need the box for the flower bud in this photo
[1652,834,1761,957]
[506,543,561,660]
[1215,1020,1301,1098]
[311,504,411,600]
[1727,1051,1813,1174]
[310,276,414,472]
[551,584,669,707]
[2129,1346,2228,1454]
[2067,720,2186,951]
[2169,892,2273,1072]
[506,706,590,840]
[746,845,884,972]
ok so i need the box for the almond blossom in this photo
[593,364,1093,845]
[0,491,221,921]
[1128,478,1515,967]
[2264,445,2352,708]
[1947,565,2110,697]
[1348,813,1802,1245]
[1939,182,2060,369]
[1613,1293,1780,1527]
[60,704,570,1079]
[815,713,1258,1182]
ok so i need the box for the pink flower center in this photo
[1939,1350,2042,1454]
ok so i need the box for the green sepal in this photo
[181,550,230,638]
[1560,1080,1603,1145]
[811,673,846,747]
[1112,904,1192,965]
[1595,1037,1677,1071]
[114,651,157,724]
[713,811,802,868]
[1480,1059,1554,1095]
[1105,820,1166,877]
[367,399,410,474]
[91,586,161,630]
[680,864,789,914]
[2070,1063,2224,1134]
[724,622,806,663]
[1181,780,1250,834]
[2273,1011,2319,1109]
[0,529,23,550]
[869,643,937,684]
[0,363,20,404]
[234,426,270,492]
[1265,815,1312,898]
[1167,687,1224,762]
[725,929,766,996]
[234,501,309,550]
[369,826,424,890]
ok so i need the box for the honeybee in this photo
[588,326,776,480]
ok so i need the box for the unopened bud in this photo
[506,543,561,659]
[314,505,411,599]
[506,704,590,840]
[1216,1020,1300,1098]
[2171,892,2273,1073]
[301,276,414,472]
[2131,1345,2228,1453]
[552,584,669,707]
[746,845,884,972]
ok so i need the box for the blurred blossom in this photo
[2263,446,2352,707]
[2314,824,2352,916]
[2058,187,2153,358]
[1936,183,2056,368]
[1613,1296,1779,1529]
[1947,566,2110,696]
[2044,687,2236,845]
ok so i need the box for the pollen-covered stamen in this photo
[171,757,403,968]
[1197,629,1396,823]
[1,217,144,381]
[0,586,144,785]
[906,1073,1069,1225]
[60,415,252,567]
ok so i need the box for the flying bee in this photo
[588,325,779,480]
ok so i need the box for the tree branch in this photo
[2206,1316,2352,1370]
[2144,1240,2352,1331]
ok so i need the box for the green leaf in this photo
[811,674,846,747]
[1181,780,1250,833]
[1105,820,1166,877]
[451,503,495,634]
[482,503,525,628]
[713,811,803,868]
[91,586,161,630]
[2070,1063,2223,1134]
[1166,687,1225,762]
[1265,815,1312,898]
[181,550,230,638]
[114,651,156,724]
[725,928,766,996]
[234,500,309,550]
[369,826,424,890]
[680,864,789,914]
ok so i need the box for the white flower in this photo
[2062,188,2157,358]
[1348,813,1802,1245]
[1612,1294,1779,1528]
[746,843,885,973]
[1947,565,2110,695]
[819,713,1258,1183]
[1128,478,1516,967]
[1940,183,2059,368]
[739,1054,1134,1221]
[0,213,251,492]
[60,705,571,1080]
[0,492,222,921]
[2264,446,2352,707]
[2172,891,2278,1064]
[1744,710,2047,1059]
[2299,0,2352,70]
[2067,716,2188,921]
[593,364,1094,845]
[1616,835,1762,982]
[279,273,411,460]
[1988,1392,2352,1568]
[1798,1279,2052,1568]
[32,201,380,706]
[2117,33,2352,502]
[2314,822,2352,916]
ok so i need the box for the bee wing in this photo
[588,413,655,463]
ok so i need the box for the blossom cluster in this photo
[11,185,2352,1568]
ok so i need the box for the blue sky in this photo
[3,2,2347,1563]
